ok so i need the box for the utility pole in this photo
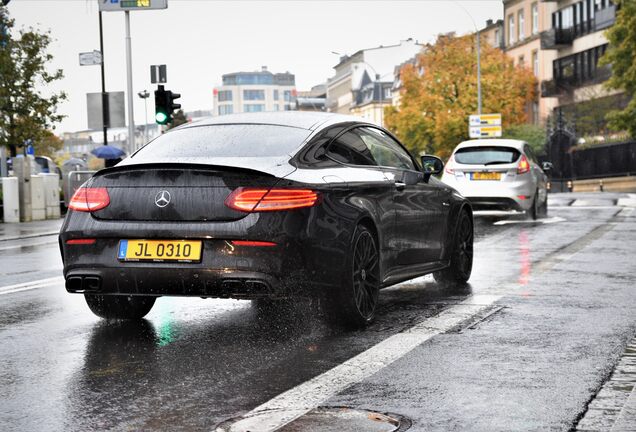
[98,11,109,146]
[477,29,482,115]
[124,11,135,154]
[138,90,150,147]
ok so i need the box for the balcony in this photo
[541,79,561,98]
[541,28,574,50]
[595,5,616,31]
[541,66,612,98]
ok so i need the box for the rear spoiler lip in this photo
[91,160,296,180]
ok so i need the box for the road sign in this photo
[469,114,502,127]
[469,125,503,138]
[79,50,102,66]
[469,113,502,138]
[150,65,167,84]
[98,0,168,12]
[87,92,126,129]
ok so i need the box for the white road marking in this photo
[493,216,566,226]
[219,295,501,432]
[0,276,64,296]
[0,240,58,252]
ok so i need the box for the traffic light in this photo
[154,85,181,125]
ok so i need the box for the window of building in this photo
[518,55,525,68]
[495,28,501,47]
[532,50,539,76]
[274,104,279,111]
[243,90,265,101]
[532,102,539,125]
[508,14,515,45]
[218,105,233,116]
[284,90,292,102]
[243,104,265,112]
[531,3,539,34]
[384,87,392,99]
[284,104,291,111]
[553,43,609,85]
[273,89,279,100]
[518,9,525,41]
[218,90,232,102]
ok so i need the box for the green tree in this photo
[385,33,537,158]
[503,124,546,156]
[0,6,66,157]
[599,0,636,138]
[167,109,188,130]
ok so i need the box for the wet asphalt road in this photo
[1,194,635,431]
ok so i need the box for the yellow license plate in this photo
[472,172,501,180]
[118,239,202,262]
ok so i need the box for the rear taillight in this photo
[66,238,97,245]
[445,155,455,174]
[225,188,320,212]
[68,187,110,212]
[517,155,530,174]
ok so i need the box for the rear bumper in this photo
[60,209,351,299]
[442,174,535,211]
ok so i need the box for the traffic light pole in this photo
[124,11,135,154]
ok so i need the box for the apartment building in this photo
[326,39,423,125]
[540,0,623,126]
[213,67,296,116]
[504,0,559,124]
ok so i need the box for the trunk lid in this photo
[88,164,285,222]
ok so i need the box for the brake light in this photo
[517,155,530,174]
[445,155,455,174]
[66,238,97,245]
[225,188,320,212]
[68,187,110,212]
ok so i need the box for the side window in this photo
[524,144,537,163]
[327,130,378,166]
[357,127,416,171]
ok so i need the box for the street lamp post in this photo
[454,1,482,114]
[137,90,150,148]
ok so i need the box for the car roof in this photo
[183,112,368,131]
[454,139,527,151]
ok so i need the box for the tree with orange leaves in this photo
[385,33,537,159]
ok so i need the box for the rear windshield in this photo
[132,124,311,159]
[454,146,520,165]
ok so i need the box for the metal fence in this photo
[571,141,636,180]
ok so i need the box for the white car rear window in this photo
[454,146,520,165]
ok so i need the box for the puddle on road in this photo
[215,407,409,432]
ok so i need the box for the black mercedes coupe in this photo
[59,112,473,327]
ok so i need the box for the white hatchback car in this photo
[441,139,549,219]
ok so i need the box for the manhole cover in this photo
[215,407,410,432]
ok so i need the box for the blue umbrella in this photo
[91,145,126,160]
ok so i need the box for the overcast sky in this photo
[7,0,503,133]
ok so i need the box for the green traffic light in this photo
[155,111,168,124]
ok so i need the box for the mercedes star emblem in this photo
[154,190,171,208]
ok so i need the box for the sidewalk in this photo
[0,217,64,241]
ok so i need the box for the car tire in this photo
[539,192,548,217]
[84,294,156,320]
[528,190,540,220]
[434,210,473,285]
[328,224,380,329]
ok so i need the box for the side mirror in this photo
[541,161,553,171]
[420,155,444,176]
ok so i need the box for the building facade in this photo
[213,67,296,116]
[504,0,560,124]
[539,0,621,128]
[326,39,423,125]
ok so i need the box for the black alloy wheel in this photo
[331,225,380,328]
[85,294,156,320]
[434,210,473,285]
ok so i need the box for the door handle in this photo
[394,182,406,190]
[442,202,450,207]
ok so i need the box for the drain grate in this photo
[215,406,411,432]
